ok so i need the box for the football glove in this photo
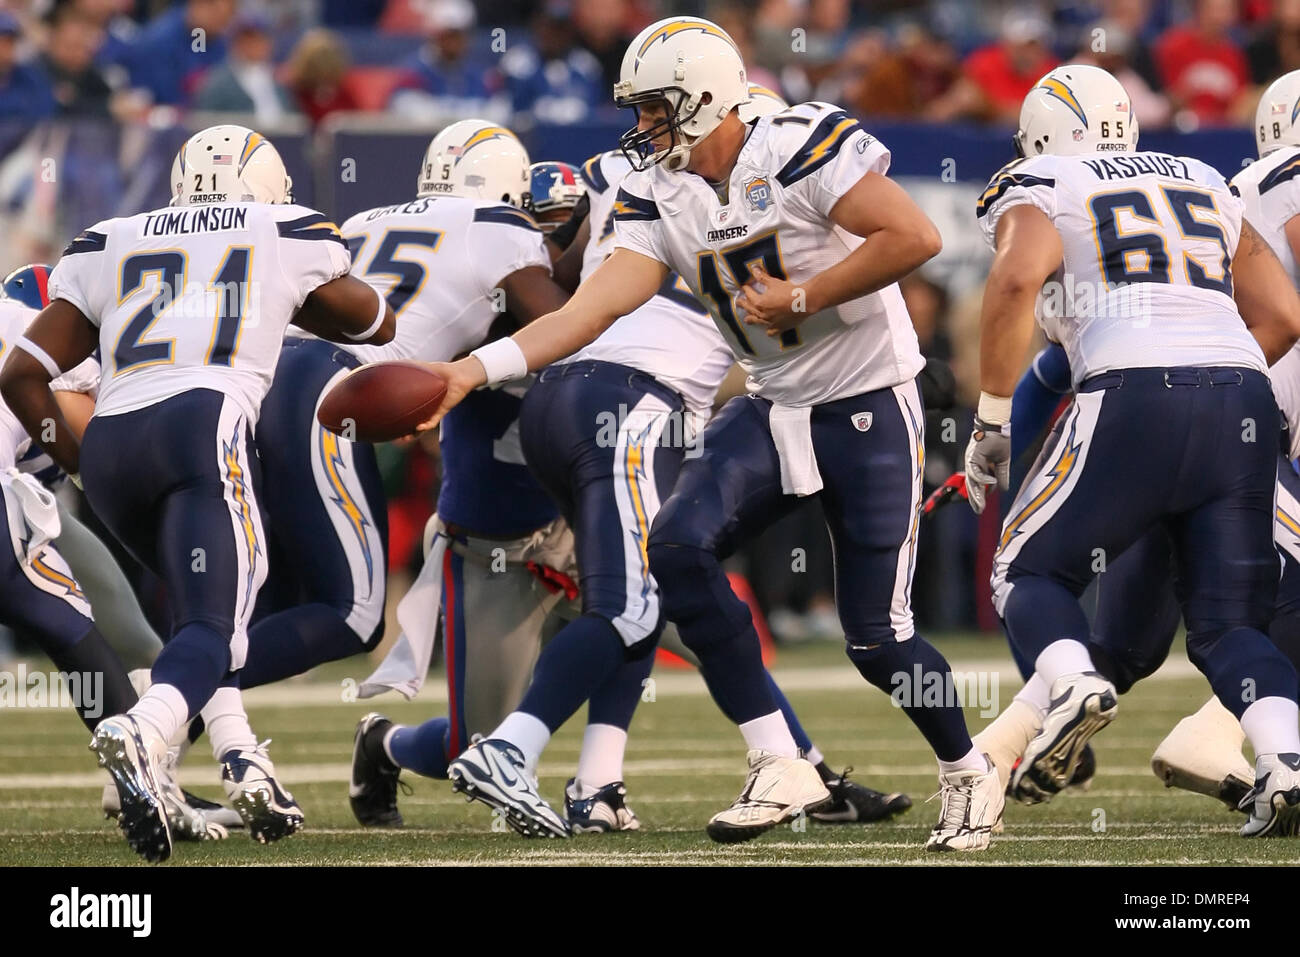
[964,417,1010,514]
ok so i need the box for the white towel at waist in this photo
[768,404,823,496]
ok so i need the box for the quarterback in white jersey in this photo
[567,147,734,417]
[420,16,998,851]
[0,125,394,863]
[966,65,1300,837]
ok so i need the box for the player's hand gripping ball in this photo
[317,360,449,443]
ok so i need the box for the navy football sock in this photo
[46,626,139,732]
[587,650,655,729]
[1001,574,1092,665]
[848,636,974,763]
[690,626,780,726]
[150,622,230,717]
[768,673,813,754]
[518,613,627,732]
[241,604,367,688]
[1188,625,1300,720]
[388,717,451,779]
[648,543,778,724]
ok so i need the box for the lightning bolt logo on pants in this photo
[319,427,374,593]
[997,415,1084,555]
[623,422,655,601]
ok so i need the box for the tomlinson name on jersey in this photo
[141,206,250,236]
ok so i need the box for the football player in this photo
[352,149,910,835]
[417,17,997,849]
[0,125,395,861]
[975,69,1300,819]
[332,122,579,824]
[965,64,1300,836]
[2,265,240,837]
[0,272,225,842]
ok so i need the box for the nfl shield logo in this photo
[851,412,872,432]
[1072,129,1085,141]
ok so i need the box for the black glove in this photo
[548,192,591,251]
[918,356,956,410]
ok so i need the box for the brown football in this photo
[317,360,448,443]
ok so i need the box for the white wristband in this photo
[15,337,63,379]
[470,337,528,387]
[345,287,387,342]
[977,391,1013,426]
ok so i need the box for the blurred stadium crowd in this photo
[1,0,1292,130]
[0,0,1282,643]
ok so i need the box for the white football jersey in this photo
[1234,147,1300,457]
[1232,145,1300,284]
[977,151,1266,388]
[341,196,552,364]
[565,150,733,415]
[613,102,924,407]
[0,299,102,470]
[48,202,351,422]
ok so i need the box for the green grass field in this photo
[2,637,1296,866]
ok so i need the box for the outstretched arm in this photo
[418,248,667,430]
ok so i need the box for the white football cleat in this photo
[1240,753,1300,837]
[925,756,1003,852]
[221,742,304,843]
[706,750,831,844]
[89,715,172,863]
[448,738,570,838]
[1012,672,1117,805]
[1151,696,1253,812]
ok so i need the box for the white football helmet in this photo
[613,16,750,171]
[417,119,531,207]
[1255,70,1300,157]
[1015,64,1138,157]
[170,125,292,206]
[739,83,788,123]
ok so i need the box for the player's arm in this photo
[497,265,572,323]
[417,248,667,430]
[964,204,1064,512]
[292,275,396,345]
[738,171,942,336]
[0,300,100,475]
[54,391,95,441]
[552,216,591,292]
[1234,219,1300,364]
